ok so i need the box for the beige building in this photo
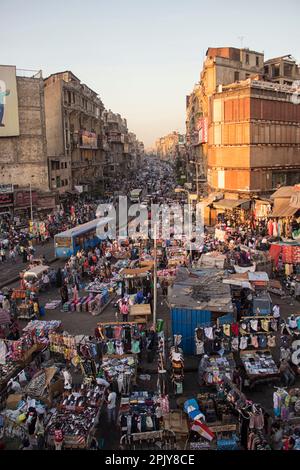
[0,70,48,191]
[155,131,185,161]
[185,47,264,193]
[44,71,105,194]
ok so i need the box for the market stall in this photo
[240,350,280,389]
[129,304,152,323]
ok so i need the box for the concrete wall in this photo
[44,80,64,157]
[0,76,49,191]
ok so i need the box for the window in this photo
[61,162,64,169]
[245,73,250,78]
[272,64,280,78]
[245,54,249,65]
[65,162,68,168]
[256,56,259,67]
[65,179,68,186]
[56,176,61,188]
[234,71,239,81]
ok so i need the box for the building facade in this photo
[155,131,185,161]
[207,78,300,196]
[185,47,264,193]
[0,69,49,191]
[44,71,105,194]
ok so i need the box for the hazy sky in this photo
[1,0,300,148]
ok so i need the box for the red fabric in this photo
[269,244,282,267]
[231,323,239,336]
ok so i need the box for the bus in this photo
[54,217,113,258]
[129,188,143,203]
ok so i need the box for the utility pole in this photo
[153,220,157,330]
[29,182,33,222]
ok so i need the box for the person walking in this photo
[106,388,117,424]
[279,359,295,386]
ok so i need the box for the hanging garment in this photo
[270,320,278,332]
[261,319,270,332]
[131,339,141,354]
[107,340,115,355]
[114,326,122,340]
[196,340,204,355]
[222,324,231,337]
[250,320,258,332]
[258,335,267,349]
[267,335,276,348]
[273,221,278,237]
[239,336,248,350]
[231,323,239,336]
[116,340,124,355]
[204,327,214,340]
[231,337,239,352]
[251,335,259,348]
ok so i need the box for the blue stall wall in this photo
[171,309,234,355]
[218,313,234,325]
[171,308,211,355]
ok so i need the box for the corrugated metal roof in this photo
[213,199,251,210]
[270,186,295,199]
[269,200,298,217]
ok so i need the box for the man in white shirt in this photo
[106,388,117,423]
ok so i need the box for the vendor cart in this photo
[129,303,152,323]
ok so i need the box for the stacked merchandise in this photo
[6,334,36,362]
[240,351,279,386]
[100,356,137,394]
[44,300,61,310]
[45,407,99,449]
[202,355,236,385]
[58,383,106,410]
[167,247,187,267]
[170,343,184,395]
[119,392,162,436]
[86,279,117,295]
[22,320,62,346]
[279,318,300,364]
[96,322,146,355]
[49,333,77,361]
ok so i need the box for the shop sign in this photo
[37,195,56,209]
[79,130,98,149]
[0,192,13,206]
[0,184,13,193]
[14,190,38,208]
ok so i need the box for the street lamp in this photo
[174,187,192,265]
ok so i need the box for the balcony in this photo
[107,132,125,143]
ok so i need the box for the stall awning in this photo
[120,266,152,277]
[213,199,251,210]
[269,200,299,217]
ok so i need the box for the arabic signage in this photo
[14,189,38,208]
[0,192,13,206]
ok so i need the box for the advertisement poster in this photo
[0,65,19,137]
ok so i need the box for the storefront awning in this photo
[269,200,299,217]
[213,199,251,210]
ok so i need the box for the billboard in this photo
[196,117,208,143]
[0,65,19,137]
[14,189,38,208]
[79,130,98,148]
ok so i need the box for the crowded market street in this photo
[0,157,300,452]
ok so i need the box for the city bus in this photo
[54,217,114,258]
[129,188,144,203]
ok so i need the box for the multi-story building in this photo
[264,55,300,85]
[207,78,300,196]
[44,71,105,194]
[102,110,127,183]
[155,131,185,161]
[185,47,264,193]
[0,68,49,191]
